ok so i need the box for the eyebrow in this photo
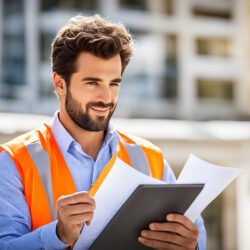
[81,77,122,83]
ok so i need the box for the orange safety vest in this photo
[0,124,164,230]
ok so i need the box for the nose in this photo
[98,84,112,103]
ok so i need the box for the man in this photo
[0,15,206,249]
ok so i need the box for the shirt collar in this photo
[50,111,119,156]
[51,111,75,155]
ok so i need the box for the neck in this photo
[58,111,105,161]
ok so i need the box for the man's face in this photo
[65,52,122,131]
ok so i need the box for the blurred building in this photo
[0,0,250,120]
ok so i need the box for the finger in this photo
[149,222,192,238]
[141,230,186,246]
[167,214,197,231]
[67,211,94,225]
[65,191,95,205]
[58,192,95,206]
[63,203,96,216]
[138,236,182,250]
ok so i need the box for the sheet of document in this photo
[74,158,166,250]
[176,154,242,222]
[74,154,242,249]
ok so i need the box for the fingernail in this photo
[149,224,155,230]
[141,231,147,236]
[138,237,144,243]
[167,214,173,220]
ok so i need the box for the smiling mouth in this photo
[91,106,110,115]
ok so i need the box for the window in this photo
[160,0,173,15]
[162,35,178,99]
[1,0,25,98]
[196,38,232,57]
[39,32,55,97]
[41,0,97,11]
[197,79,234,101]
[119,31,151,100]
[192,0,232,19]
[120,0,148,11]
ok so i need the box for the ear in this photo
[53,72,67,96]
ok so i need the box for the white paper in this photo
[176,154,242,222]
[74,158,166,250]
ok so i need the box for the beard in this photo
[65,90,116,132]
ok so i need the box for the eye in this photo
[86,81,97,86]
[110,82,120,87]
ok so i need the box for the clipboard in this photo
[90,183,204,250]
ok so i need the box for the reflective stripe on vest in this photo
[123,142,151,176]
[26,142,57,220]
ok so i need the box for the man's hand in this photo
[138,214,199,250]
[56,191,96,245]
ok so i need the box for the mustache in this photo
[86,102,115,109]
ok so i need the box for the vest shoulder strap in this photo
[118,131,164,180]
[118,131,160,150]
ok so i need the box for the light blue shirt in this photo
[0,113,206,249]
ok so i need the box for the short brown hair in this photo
[51,15,133,85]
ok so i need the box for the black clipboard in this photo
[90,184,204,250]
